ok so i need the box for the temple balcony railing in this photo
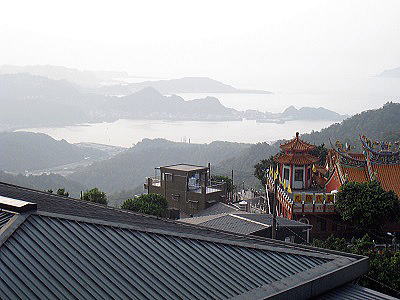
[265,172,337,218]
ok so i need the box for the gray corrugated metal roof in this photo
[194,202,239,217]
[236,213,312,228]
[199,214,267,235]
[0,213,331,300]
[180,212,311,235]
[0,210,14,229]
[318,284,399,300]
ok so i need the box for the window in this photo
[318,219,327,232]
[165,173,173,182]
[307,168,311,180]
[283,168,290,180]
[294,169,303,181]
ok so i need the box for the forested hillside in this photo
[302,102,400,148]
[0,171,86,198]
[0,132,106,172]
[68,139,251,193]
[214,142,279,188]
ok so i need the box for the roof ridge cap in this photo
[229,214,270,227]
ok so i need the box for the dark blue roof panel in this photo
[0,210,14,229]
[0,214,330,300]
[318,284,399,300]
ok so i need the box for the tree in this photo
[312,234,400,298]
[254,156,275,185]
[81,188,107,205]
[121,193,168,217]
[56,188,69,197]
[309,144,328,166]
[336,180,400,237]
[211,175,234,193]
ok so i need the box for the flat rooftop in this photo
[161,164,208,172]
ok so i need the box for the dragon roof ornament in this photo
[360,135,400,155]
[329,139,366,167]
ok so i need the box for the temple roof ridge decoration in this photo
[329,139,366,168]
[360,135,400,164]
[326,135,400,197]
[275,132,319,166]
[280,132,316,153]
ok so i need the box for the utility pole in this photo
[271,177,278,239]
[231,169,234,202]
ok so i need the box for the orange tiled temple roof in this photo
[275,153,319,165]
[372,164,400,197]
[280,132,316,152]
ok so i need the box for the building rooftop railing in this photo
[191,181,225,194]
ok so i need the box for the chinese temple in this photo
[274,132,319,190]
[265,134,400,240]
[326,135,400,198]
[266,133,337,240]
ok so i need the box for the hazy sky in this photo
[1,0,399,92]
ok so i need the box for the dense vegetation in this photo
[313,235,400,297]
[312,181,400,297]
[211,175,234,193]
[0,170,86,198]
[214,142,279,189]
[121,193,168,217]
[0,131,106,172]
[302,102,400,148]
[81,188,108,205]
[253,156,275,185]
[336,180,400,238]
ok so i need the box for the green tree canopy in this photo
[254,155,275,185]
[312,234,400,297]
[211,175,234,193]
[309,144,328,166]
[81,188,107,205]
[56,188,69,197]
[121,193,168,217]
[336,180,400,237]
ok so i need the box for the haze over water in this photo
[18,74,400,147]
[19,118,334,148]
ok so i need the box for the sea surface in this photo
[18,119,335,148]
[17,76,400,147]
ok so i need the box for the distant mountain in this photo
[74,142,126,157]
[68,139,251,193]
[0,73,344,128]
[280,106,348,121]
[301,102,400,148]
[243,106,348,123]
[0,171,86,198]
[109,87,240,121]
[0,132,107,172]
[378,67,400,78]
[0,64,129,87]
[0,73,97,127]
[97,77,272,95]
